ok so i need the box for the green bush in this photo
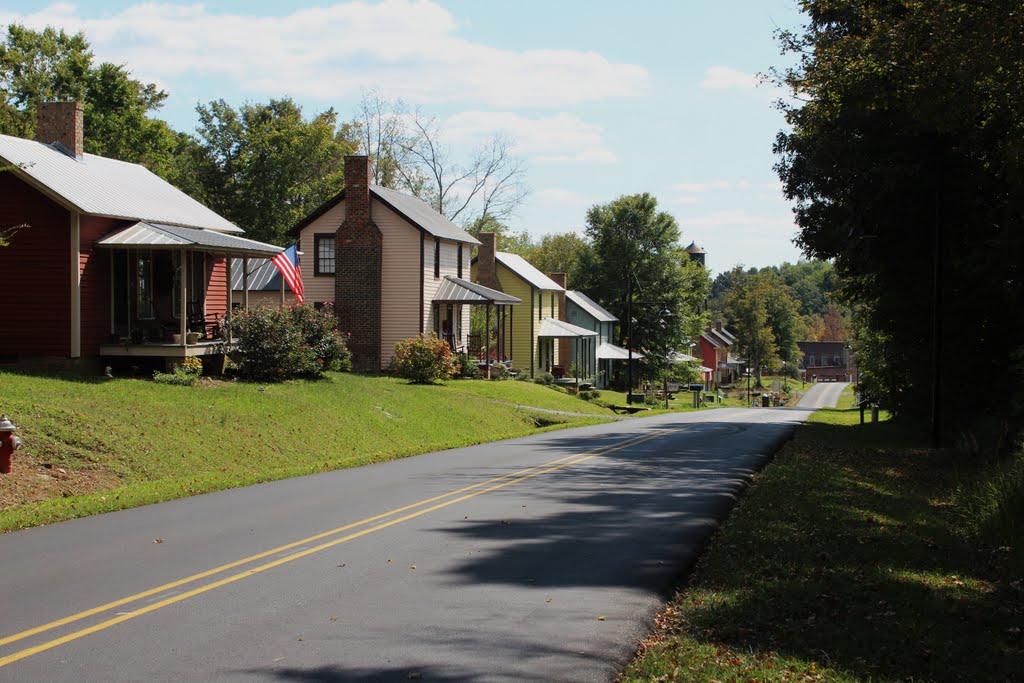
[486,363,507,380]
[514,370,532,382]
[456,353,479,379]
[153,365,199,387]
[225,303,350,381]
[534,371,555,386]
[578,389,601,401]
[389,334,459,384]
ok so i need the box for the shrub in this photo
[457,353,479,379]
[534,371,555,386]
[578,389,601,401]
[515,370,532,382]
[389,334,459,384]
[225,303,350,381]
[486,363,507,380]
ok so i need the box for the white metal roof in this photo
[96,222,282,257]
[537,318,598,338]
[0,133,243,233]
[433,276,521,305]
[495,252,564,291]
[566,290,617,322]
[596,342,642,360]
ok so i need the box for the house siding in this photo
[207,256,229,319]
[0,172,72,357]
[297,202,345,304]
[376,202,421,367]
[79,214,122,355]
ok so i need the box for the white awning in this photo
[96,221,282,257]
[537,318,598,339]
[596,342,643,361]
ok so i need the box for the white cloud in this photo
[444,110,616,165]
[534,188,597,208]
[699,65,760,90]
[0,2,651,108]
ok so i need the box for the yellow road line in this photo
[0,429,669,665]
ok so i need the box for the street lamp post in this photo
[746,368,752,407]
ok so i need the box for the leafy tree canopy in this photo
[774,0,1023,431]
[191,98,359,245]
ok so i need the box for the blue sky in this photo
[2,1,809,274]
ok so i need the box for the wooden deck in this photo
[99,340,232,358]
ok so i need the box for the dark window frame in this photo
[457,243,463,279]
[434,237,441,278]
[314,233,336,276]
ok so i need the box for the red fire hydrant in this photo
[0,415,23,475]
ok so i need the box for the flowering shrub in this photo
[389,334,459,384]
[181,356,203,375]
[224,303,351,381]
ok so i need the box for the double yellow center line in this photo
[0,427,673,669]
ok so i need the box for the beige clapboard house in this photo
[290,156,514,370]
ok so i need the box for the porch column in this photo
[485,304,491,379]
[280,269,286,306]
[226,254,233,342]
[509,306,513,366]
[242,255,250,310]
[179,248,188,347]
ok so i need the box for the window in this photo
[457,243,463,278]
[551,293,555,318]
[538,291,542,320]
[136,250,154,319]
[434,237,441,278]
[314,234,335,276]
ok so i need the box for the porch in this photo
[537,318,599,387]
[432,276,521,378]
[94,221,283,360]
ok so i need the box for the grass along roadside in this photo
[0,371,614,532]
[620,392,1021,682]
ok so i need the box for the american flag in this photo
[272,248,304,303]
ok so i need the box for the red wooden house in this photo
[0,102,282,369]
[699,320,740,387]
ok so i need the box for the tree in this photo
[577,194,709,382]
[0,24,90,138]
[465,215,535,257]
[773,0,1023,437]
[526,232,593,286]
[191,98,358,245]
[725,273,779,386]
[352,90,528,226]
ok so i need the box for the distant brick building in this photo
[797,340,855,382]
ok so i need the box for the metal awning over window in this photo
[432,276,521,305]
[96,221,282,258]
[537,318,598,339]
[596,342,643,361]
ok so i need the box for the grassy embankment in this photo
[621,385,1022,682]
[0,371,615,532]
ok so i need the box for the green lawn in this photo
[0,371,614,532]
[620,394,1021,682]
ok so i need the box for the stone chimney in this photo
[548,272,572,363]
[476,232,502,291]
[335,155,383,371]
[37,101,84,159]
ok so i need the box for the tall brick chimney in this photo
[548,272,572,363]
[715,319,724,333]
[37,101,84,159]
[335,155,383,371]
[476,232,502,291]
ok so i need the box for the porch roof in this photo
[433,276,521,305]
[537,318,598,339]
[596,342,642,360]
[96,221,283,257]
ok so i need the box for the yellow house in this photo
[472,232,596,378]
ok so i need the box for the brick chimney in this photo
[37,101,84,159]
[335,155,383,371]
[548,272,572,363]
[715,319,724,332]
[476,232,502,291]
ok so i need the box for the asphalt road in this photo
[0,400,835,682]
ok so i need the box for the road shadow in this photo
[430,419,797,594]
